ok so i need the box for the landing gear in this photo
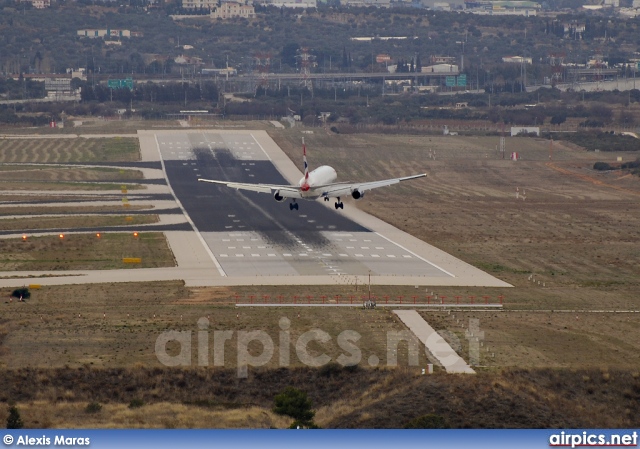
[289,201,299,211]
[323,196,329,202]
[334,197,344,210]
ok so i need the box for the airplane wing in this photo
[319,173,426,197]
[198,178,303,199]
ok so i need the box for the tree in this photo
[550,114,567,125]
[7,406,24,429]
[273,387,315,427]
[281,42,299,68]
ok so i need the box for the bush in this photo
[128,398,144,409]
[273,387,315,425]
[7,406,24,429]
[85,402,102,414]
[11,288,30,300]
[593,162,613,171]
[403,413,448,429]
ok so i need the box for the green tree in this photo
[7,406,24,429]
[273,387,315,426]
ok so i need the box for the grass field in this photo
[0,232,174,271]
[0,137,140,163]
[0,181,146,191]
[0,205,149,216]
[0,214,158,232]
[267,128,640,367]
[0,166,143,182]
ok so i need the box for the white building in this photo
[211,2,256,18]
[264,0,317,7]
[421,63,459,73]
[502,56,532,64]
[20,0,50,8]
[511,126,539,136]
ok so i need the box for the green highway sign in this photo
[107,78,134,89]
[457,74,467,87]
[446,76,455,87]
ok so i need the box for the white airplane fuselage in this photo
[297,165,337,198]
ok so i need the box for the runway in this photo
[154,131,453,279]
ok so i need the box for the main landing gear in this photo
[289,200,299,211]
[334,197,344,210]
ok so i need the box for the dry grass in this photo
[0,137,140,163]
[2,400,291,429]
[0,166,143,183]
[0,214,158,232]
[0,181,145,191]
[1,367,639,428]
[0,282,429,370]
[0,232,175,271]
[0,205,149,216]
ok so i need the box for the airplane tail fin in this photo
[302,138,309,181]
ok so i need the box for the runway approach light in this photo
[59,234,64,239]
[133,232,139,238]
[22,235,27,241]
[96,233,101,238]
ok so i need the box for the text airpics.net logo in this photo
[155,317,484,377]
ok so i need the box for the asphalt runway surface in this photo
[157,132,454,278]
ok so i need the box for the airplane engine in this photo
[274,190,285,202]
[351,189,364,200]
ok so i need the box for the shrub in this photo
[11,288,30,300]
[7,406,24,429]
[273,387,315,425]
[85,402,102,414]
[128,398,144,409]
[593,162,613,171]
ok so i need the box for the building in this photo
[464,0,540,15]
[502,56,533,64]
[430,56,457,65]
[421,63,459,73]
[20,0,50,8]
[77,29,142,38]
[43,78,81,100]
[182,0,217,9]
[210,2,256,18]
[511,126,540,136]
[262,0,317,7]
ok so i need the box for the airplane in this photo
[197,140,426,210]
